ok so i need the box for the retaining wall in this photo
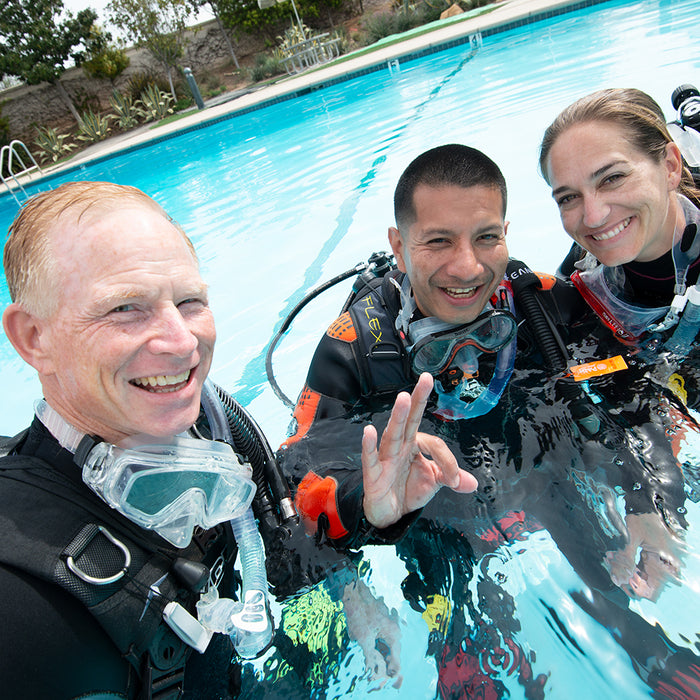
[0,20,264,144]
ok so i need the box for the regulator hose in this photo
[211,383,297,532]
[265,263,368,408]
[506,259,601,436]
[265,252,396,408]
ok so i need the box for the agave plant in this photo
[276,22,312,55]
[138,84,174,123]
[109,91,142,131]
[34,126,76,164]
[76,110,113,143]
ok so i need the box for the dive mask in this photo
[408,309,518,376]
[78,435,255,548]
[35,400,256,548]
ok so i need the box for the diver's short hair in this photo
[393,144,508,230]
[3,181,196,318]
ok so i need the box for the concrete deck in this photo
[10,0,592,180]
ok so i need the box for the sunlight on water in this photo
[3,0,699,444]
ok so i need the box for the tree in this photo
[212,0,348,44]
[0,0,98,123]
[188,0,240,70]
[215,0,290,41]
[108,0,192,101]
[82,26,130,85]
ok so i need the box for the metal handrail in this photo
[1,139,43,205]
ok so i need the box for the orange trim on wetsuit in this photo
[295,472,349,539]
[536,272,557,291]
[326,312,357,342]
[281,386,321,447]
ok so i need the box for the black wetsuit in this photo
[0,417,241,700]
[279,261,700,699]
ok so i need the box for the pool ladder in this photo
[1,140,43,206]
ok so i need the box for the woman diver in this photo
[539,87,700,349]
[537,87,700,601]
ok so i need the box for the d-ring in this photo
[66,525,132,585]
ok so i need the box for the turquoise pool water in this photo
[1,0,699,445]
[1,0,700,696]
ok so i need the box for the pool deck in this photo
[23,0,589,178]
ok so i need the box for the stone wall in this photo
[0,19,265,144]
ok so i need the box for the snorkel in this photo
[35,383,274,659]
[649,194,700,333]
[196,380,273,659]
[432,336,516,420]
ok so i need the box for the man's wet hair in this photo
[393,144,508,230]
[4,181,195,318]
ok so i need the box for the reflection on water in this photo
[255,302,700,699]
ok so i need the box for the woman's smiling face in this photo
[544,120,683,266]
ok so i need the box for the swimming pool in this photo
[1,0,700,696]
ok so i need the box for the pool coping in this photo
[6,0,615,191]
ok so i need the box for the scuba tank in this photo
[668,83,700,187]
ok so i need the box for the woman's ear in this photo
[665,140,684,190]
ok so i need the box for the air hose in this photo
[265,252,396,408]
[199,380,275,658]
[265,263,369,408]
[506,259,601,436]
[210,383,297,532]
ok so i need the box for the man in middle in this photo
[281,143,531,547]
[279,142,696,699]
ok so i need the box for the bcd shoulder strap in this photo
[0,453,193,699]
[348,271,411,397]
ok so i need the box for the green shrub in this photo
[76,110,113,143]
[138,84,174,122]
[83,45,130,83]
[72,87,103,116]
[125,70,170,101]
[277,23,312,55]
[109,91,141,131]
[249,53,283,82]
[417,0,455,22]
[361,10,417,44]
[173,95,194,112]
[197,69,224,95]
[34,126,76,163]
[360,0,474,44]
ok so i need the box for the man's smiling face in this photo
[36,205,216,443]
[389,183,509,325]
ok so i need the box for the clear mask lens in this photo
[82,436,256,548]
